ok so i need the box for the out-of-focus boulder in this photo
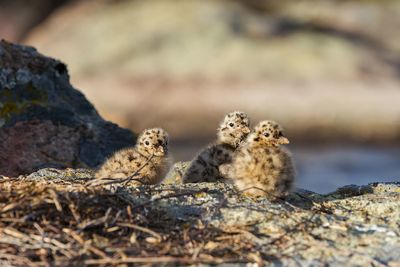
[0,40,136,176]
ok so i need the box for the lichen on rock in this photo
[0,40,136,176]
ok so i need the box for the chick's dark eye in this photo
[229,123,234,127]
[264,132,270,137]
[145,141,150,145]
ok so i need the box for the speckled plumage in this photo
[222,120,295,199]
[183,111,250,183]
[95,128,171,185]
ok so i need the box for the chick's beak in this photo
[243,127,251,134]
[279,137,290,145]
[156,146,164,155]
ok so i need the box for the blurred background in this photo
[1,0,399,193]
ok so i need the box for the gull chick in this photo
[95,128,171,185]
[183,111,250,183]
[223,120,295,199]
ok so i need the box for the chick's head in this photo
[217,111,250,147]
[250,120,289,146]
[136,128,169,157]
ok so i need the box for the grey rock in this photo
[25,167,94,183]
[162,161,190,184]
[18,169,400,265]
[327,184,374,197]
[128,181,399,266]
[15,69,32,84]
[0,40,136,176]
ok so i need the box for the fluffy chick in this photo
[183,111,250,183]
[95,128,171,185]
[222,120,295,199]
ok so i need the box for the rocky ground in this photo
[0,168,398,266]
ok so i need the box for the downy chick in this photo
[95,128,171,185]
[183,111,250,183]
[223,120,295,199]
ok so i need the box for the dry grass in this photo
[0,176,327,266]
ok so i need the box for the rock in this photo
[25,167,94,184]
[327,184,374,197]
[162,161,190,184]
[16,170,400,265]
[0,40,136,176]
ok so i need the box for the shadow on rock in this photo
[0,40,136,176]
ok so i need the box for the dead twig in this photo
[84,256,248,265]
[0,252,36,267]
[85,154,155,187]
[131,188,211,210]
[78,208,112,230]
[117,223,162,241]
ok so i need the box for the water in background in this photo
[171,142,400,194]
[293,145,400,194]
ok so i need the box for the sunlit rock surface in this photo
[5,168,398,266]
